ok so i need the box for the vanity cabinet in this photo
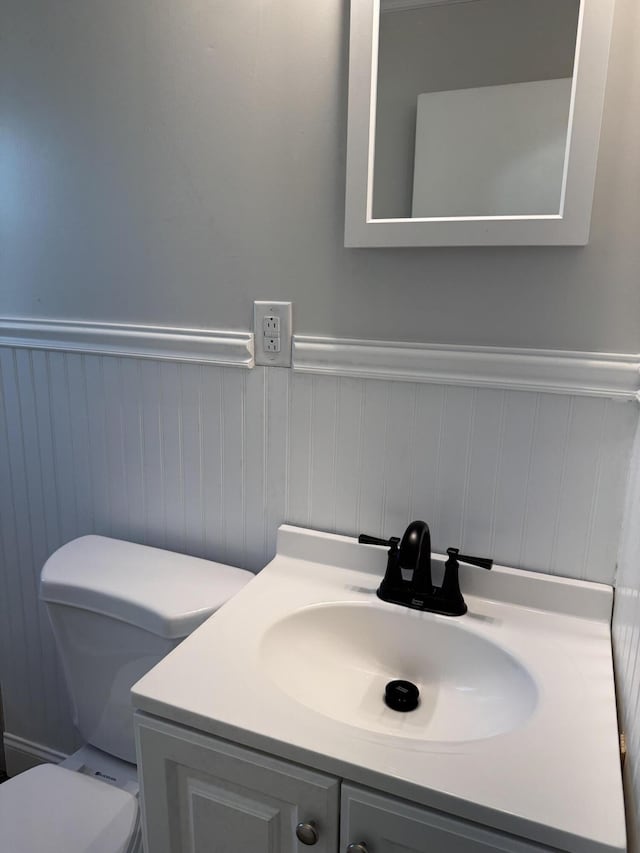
[136,714,556,853]
[136,715,339,853]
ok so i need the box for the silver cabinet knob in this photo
[296,822,319,845]
[347,844,369,853]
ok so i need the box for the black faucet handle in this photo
[446,547,493,570]
[361,534,403,594]
[359,534,400,549]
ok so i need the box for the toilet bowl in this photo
[0,535,254,852]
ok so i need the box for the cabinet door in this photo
[340,784,554,853]
[136,714,339,853]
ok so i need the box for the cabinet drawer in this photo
[340,784,556,853]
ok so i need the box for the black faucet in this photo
[358,521,493,617]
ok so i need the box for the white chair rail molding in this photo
[1,316,638,399]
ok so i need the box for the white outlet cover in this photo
[253,301,292,367]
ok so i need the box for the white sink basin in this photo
[260,601,538,742]
[132,525,625,853]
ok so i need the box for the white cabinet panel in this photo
[340,784,553,853]
[136,714,339,853]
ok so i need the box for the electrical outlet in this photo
[263,316,280,334]
[254,301,292,367]
[264,337,281,353]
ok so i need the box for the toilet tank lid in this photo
[40,535,255,639]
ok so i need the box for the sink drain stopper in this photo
[384,679,419,712]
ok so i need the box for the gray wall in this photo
[373,0,579,218]
[0,0,639,353]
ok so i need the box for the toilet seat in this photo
[0,763,139,853]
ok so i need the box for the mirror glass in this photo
[372,0,580,220]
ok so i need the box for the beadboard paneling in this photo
[612,421,640,853]
[0,348,636,758]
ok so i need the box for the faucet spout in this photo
[359,521,491,617]
[399,520,432,594]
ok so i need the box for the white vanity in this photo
[132,525,626,853]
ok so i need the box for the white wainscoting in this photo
[0,345,636,758]
[612,421,640,853]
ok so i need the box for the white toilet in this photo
[0,535,253,853]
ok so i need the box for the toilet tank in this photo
[40,536,253,764]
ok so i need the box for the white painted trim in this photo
[0,317,255,368]
[3,732,67,777]
[382,0,480,12]
[0,320,636,400]
[293,336,640,400]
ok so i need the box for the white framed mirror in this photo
[345,0,616,247]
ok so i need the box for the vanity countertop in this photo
[132,525,626,853]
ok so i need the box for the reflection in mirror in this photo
[372,0,580,220]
